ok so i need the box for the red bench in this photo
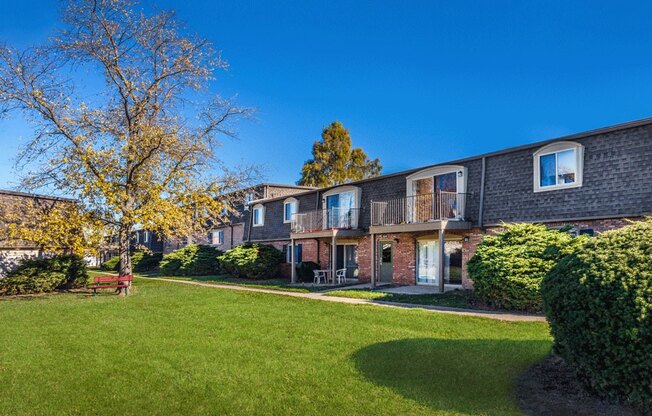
[89,275,133,296]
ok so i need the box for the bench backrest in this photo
[93,275,133,283]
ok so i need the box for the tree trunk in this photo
[117,225,132,295]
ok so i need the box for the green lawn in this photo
[89,270,344,293]
[0,278,552,415]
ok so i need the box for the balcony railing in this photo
[371,192,467,226]
[291,208,360,234]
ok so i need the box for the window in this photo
[282,244,302,263]
[143,231,149,243]
[244,192,255,210]
[252,204,265,226]
[405,165,467,221]
[283,198,298,223]
[534,142,584,192]
[211,230,224,245]
[322,186,361,229]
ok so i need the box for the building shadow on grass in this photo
[352,338,551,416]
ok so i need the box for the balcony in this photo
[370,192,471,232]
[291,208,362,237]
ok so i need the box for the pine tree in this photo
[298,122,382,187]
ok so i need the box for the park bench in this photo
[89,275,133,296]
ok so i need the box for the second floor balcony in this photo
[371,192,470,230]
[291,208,361,234]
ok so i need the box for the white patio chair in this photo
[313,270,327,284]
[335,268,347,285]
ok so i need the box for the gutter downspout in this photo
[246,208,253,242]
[479,157,486,230]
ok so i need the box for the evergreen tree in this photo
[298,121,382,187]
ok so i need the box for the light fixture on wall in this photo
[458,171,463,178]
[393,238,400,243]
[463,236,469,242]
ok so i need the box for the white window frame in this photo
[533,141,584,192]
[143,231,149,243]
[321,186,362,229]
[252,204,265,227]
[283,197,299,224]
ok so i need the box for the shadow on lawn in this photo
[352,338,551,415]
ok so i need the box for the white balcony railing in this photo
[371,192,467,226]
[291,208,360,234]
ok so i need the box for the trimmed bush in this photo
[101,252,163,272]
[297,261,321,282]
[101,256,120,271]
[219,243,283,279]
[159,244,221,276]
[542,219,652,410]
[131,251,163,272]
[467,223,586,311]
[0,254,88,296]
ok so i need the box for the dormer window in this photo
[252,204,265,227]
[283,197,298,223]
[534,142,584,192]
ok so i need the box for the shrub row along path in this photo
[143,276,546,322]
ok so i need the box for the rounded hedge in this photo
[542,219,652,410]
[467,223,586,311]
[101,251,163,272]
[159,244,221,276]
[0,254,88,296]
[101,256,120,271]
[218,243,282,279]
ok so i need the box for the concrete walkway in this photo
[144,277,547,322]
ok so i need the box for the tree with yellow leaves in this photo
[0,196,104,258]
[0,0,254,278]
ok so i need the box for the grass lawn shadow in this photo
[352,337,551,416]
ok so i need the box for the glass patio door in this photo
[416,240,439,285]
[326,191,354,228]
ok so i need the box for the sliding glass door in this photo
[416,240,438,284]
[416,239,463,286]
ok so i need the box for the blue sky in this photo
[1,1,652,190]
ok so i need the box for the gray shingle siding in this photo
[245,121,652,240]
[481,124,652,224]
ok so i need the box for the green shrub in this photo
[101,256,120,271]
[218,243,283,279]
[159,245,221,276]
[542,219,652,410]
[297,261,321,282]
[131,251,163,272]
[101,252,163,272]
[467,223,586,311]
[0,254,88,296]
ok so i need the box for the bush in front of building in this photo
[296,261,321,282]
[159,244,222,276]
[131,251,163,272]
[218,243,283,279]
[0,254,88,295]
[541,219,652,411]
[101,251,162,272]
[101,256,120,271]
[467,223,586,311]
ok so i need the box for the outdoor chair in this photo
[313,270,327,284]
[335,268,347,285]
